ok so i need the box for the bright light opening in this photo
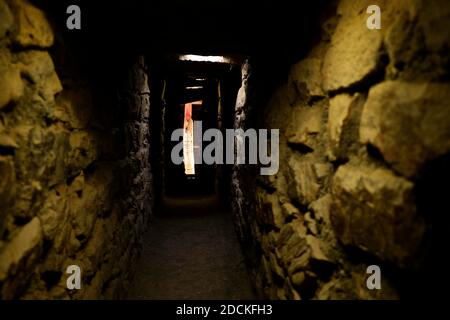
[186,86,204,90]
[179,54,231,63]
[183,103,195,175]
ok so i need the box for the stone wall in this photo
[0,0,152,299]
[232,0,449,299]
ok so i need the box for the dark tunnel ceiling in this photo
[38,0,330,61]
[166,59,240,104]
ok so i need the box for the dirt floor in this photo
[127,196,256,299]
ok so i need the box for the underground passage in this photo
[0,0,448,301]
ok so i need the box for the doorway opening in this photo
[162,55,242,199]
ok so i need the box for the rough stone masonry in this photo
[231,0,449,299]
[0,0,153,299]
[0,0,449,300]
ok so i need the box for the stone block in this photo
[12,0,54,48]
[256,191,284,229]
[417,0,450,54]
[304,213,318,235]
[68,130,99,173]
[305,235,329,263]
[17,50,62,102]
[0,50,24,109]
[277,219,308,268]
[281,202,300,220]
[286,104,323,151]
[268,252,284,280]
[287,154,321,206]
[360,81,450,178]
[289,58,324,99]
[37,188,68,241]
[309,194,332,225]
[0,217,43,298]
[327,93,364,161]
[291,270,317,295]
[0,0,13,40]
[0,155,16,234]
[384,10,421,71]
[322,7,383,92]
[54,88,94,129]
[47,127,70,187]
[331,164,425,267]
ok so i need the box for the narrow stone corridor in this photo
[127,196,255,299]
[0,0,448,301]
